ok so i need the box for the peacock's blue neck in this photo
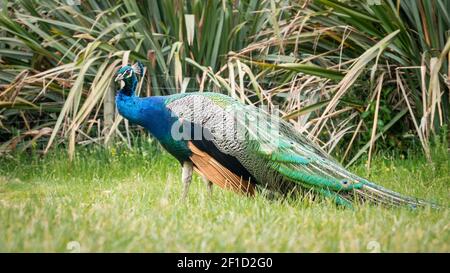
[115,86,173,141]
[116,92,141,124]
[115,76,191,162]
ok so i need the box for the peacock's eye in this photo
[124,70,132,78]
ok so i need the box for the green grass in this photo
[0,142,449,252]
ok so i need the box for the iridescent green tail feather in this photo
[233,101,438,208]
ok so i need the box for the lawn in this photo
[0,141,449,252]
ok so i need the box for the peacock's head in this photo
[114,62,144,83]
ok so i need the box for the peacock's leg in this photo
[182,161,193,200]
[202,175,213,197]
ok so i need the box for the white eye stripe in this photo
[121,70,132,78]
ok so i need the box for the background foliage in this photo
[0,0,449,166]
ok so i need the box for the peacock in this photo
[114,62,432,208]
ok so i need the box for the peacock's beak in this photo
[114,73,124,82]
